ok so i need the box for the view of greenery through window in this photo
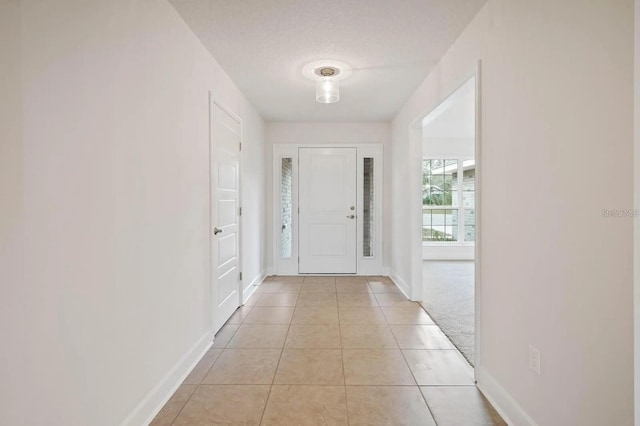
[423,159,475,243]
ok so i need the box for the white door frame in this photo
[209,93,243,334]
[272,144,384,276]
[409,61,482,375]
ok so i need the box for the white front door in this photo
[299,147,357,273]
[210,101,241,334]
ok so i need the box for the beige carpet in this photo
[421,260,475,365]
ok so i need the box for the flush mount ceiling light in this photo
[303,60,352,104]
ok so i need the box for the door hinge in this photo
[239,272,243,281]
[239,141,242,152]
[239,207,242,216]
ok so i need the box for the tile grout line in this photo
[416,303,471,364]
[385,286,440,426]
[257,285,300,425]
[160,383,465,387]
[168,276,414,425]
[166,383,197,426]
[299,276,350,424]
[225,301,275,424]
[169,312,245,425]
[336,277,378,425]
[336,287,351,426]
[162,383,473,388]
[418,383,440,426]
[336,277,386,426]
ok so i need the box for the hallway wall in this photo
[265,122,391,274]
[635,0,640,422]
[1,1,265,425]
[391,1,634,425]
[0,1,25,423]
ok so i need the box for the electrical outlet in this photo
[528,345,541,375]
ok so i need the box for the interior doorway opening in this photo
[418,73,479,366]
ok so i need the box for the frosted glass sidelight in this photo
[281,158,293,257]
[363,158,374,257]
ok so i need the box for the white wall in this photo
[635,0,640,423]
[265,122,391,274]
[392,1,634,425]
[239,102,267,292]
[1,1,265,425]
[0,1,25,423]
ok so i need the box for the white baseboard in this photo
[248,272,266,287]
[389,271,412,300]
[475,366,537,426]
[243,272,265,304]
[422,244,475,260]
[381,266,391,276]
[122,331,214,426]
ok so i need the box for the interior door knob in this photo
[214,227,223,235]
[346,215,356,219]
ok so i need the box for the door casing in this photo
[272,144,384,276]
[409,62,482,377]
[209,95,243,335]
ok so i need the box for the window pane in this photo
[445,209,458,240]
[423,208,458,242]
[363,158,374,257]
[422,209,433,242]
[423,159,457,206]
[423,159,459,242]
[463,166,475,242]
[280,158,293,258]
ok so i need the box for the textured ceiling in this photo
[169,0,486,122]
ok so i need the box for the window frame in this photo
[422,157,475,246]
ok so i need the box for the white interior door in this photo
[299,147,357,273]
[210,101,241,334]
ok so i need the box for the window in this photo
[423,159,475,243]
[280,158,293,257]
[462,163,475,242]
[363,158,374,257]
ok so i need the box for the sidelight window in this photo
[280,158,293,257]
[363,158,374,257]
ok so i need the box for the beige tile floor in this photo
[151,276,505,426]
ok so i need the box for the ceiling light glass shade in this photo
[316,77,339,104]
